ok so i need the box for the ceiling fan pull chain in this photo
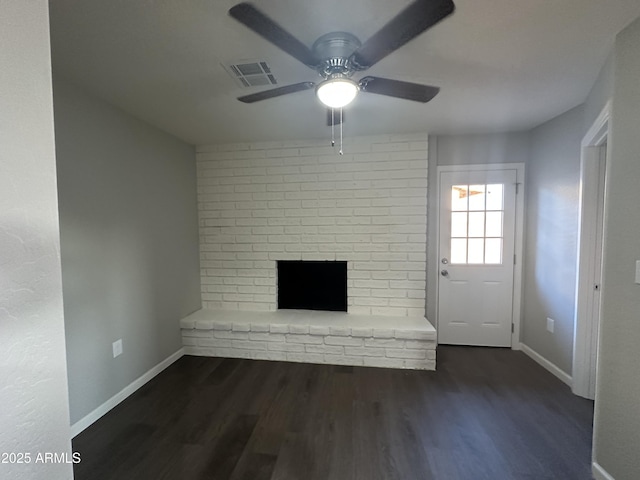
[331,108,335,147]
[339,108,344,155]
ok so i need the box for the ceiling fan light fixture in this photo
[316,77,358,108]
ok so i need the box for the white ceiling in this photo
[49,0,640,145]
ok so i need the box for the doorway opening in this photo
[573,102,610,400]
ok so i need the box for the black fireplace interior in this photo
[277,261,347,312]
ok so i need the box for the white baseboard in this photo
[520,343,572,387]
[70,348,184,437]
[593,461,615,480]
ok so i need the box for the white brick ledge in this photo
[181,309,436,370]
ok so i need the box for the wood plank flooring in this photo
[72,346,594,480]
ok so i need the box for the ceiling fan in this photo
[228,0,455,112]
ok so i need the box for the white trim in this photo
[435,163,525,349]
[512,165,525,351]
[70,348,184,437]
[592,461,615,480]
[573,101,610,399]
[582,101,611,148]
[520,343,572,387]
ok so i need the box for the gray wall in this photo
[0,2,73,478]
[521,105,585,375]
[426,133,530,325]
[54,79,201,425]
[429,133,531,167]
[594,16,640,478]
[584,51,614,132]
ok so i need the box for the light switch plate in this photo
[112,339,123,358]
[636,260,640,285]
[546,317,555,333]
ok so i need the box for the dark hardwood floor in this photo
[73,346,594,480]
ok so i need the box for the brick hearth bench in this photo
[180,309,436,370]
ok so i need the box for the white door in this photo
[437,168,518,347]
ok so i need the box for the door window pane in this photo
[451,212,468,237]
[485,212,503,237]
[486,184,504,210]
[468,239,485,264]
[451,185,468,211]
[485,239,503,264]
[451,239,467,264]
[468,185,486,211]
[468,212,485,237]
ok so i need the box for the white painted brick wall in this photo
[197,134,428,316]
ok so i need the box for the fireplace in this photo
[277,261,347,312]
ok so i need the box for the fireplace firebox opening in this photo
[277,260,347,312]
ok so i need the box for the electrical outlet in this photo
[112,339,123,358]
[546,318,555,333]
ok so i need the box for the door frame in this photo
[435,163,525,348]
[573,101,610,399]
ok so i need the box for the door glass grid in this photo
[450,184,504,264]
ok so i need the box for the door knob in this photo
[441,269,449,277]
[441,258,449,265]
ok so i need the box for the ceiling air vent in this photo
[223,60,278,88]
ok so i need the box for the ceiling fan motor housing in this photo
[230,1,453,105]
[312,32,361,78]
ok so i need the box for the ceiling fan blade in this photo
[326,108,345,126]
[237,82,315,103]
[229,3,320,68]
[350,0,455,69]
[359,76,440,103]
